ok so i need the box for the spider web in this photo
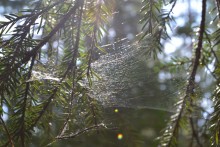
[87,37,186,112]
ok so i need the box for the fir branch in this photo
[0,14,31,30]
[2,1,82,145]
[57,0,84,136]
[191,0,206,79]
[19,54,36,147]
[160,0,206,146]
[165,0,177,18]
[140,0,158,35]
[204,63,218,80]
[0,0,66,37]
[85,0,112,84]
[0,116,14,147]
[87,95,98,129]
[0,0,77,106]
[20,1,81,65]
[204,32,219,64]
[28,52,82,131]
[216,0,220,19]
[27,87,58,131]
[86,1,100,80]
[140,0,176,55]
[210,85,220,146]
[0,0,80,89]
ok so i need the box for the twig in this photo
[56,124,109,139]
[216,0,220,19]
[187,0,207,146]
[0,0,66,29]
[0,116,14,147]
[204,32,219,64]
[2,1,82,146]
[166,0,207,146]
[20,1,80,65]
[20,54,37,147]
[57,0,84,137]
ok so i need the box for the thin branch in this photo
[85,0,104,131]
[2,2,82,146]
[189,117,202,147]
[21,1,80,64]
[4,60,84,146]
[87,95,98,129]
[165,0,207,146]
[204,63,218,80]
[0,4,80,143]
[0,0,80,92]
[56,124,107,139]
[216,0,220,19]
[164,0,177,20]
[0,0,66,30]
[185,0,207,146]
[57,0,85,136]
[0,116,14,147]
[186,0,207,146]
[29,0,84,132]
[28,54,79,130]
[204,32,220,64]
[20,54,36,147]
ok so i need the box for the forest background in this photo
[0,0,219,147]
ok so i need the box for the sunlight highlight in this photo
[114,108,119,113]
[117,133,123,140]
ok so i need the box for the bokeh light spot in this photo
[117,133,123,140]
[114,108,119,113]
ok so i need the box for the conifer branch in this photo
[0,116,14,147]
[204,32,220,64]
[20,1,81,66]
[20,54,36,147]
[209,0,220,142]
[216,0,220,19]
[210,84,220,146]
[0,0,79,106]
[57,0,84,136]
[160,0,206,146]
[2,2,82,146]
[0,0,66,31]
[85,0,107,129]
[87,95,98,128]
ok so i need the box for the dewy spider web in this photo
[87,36,186,112]
[29,35,186,112]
